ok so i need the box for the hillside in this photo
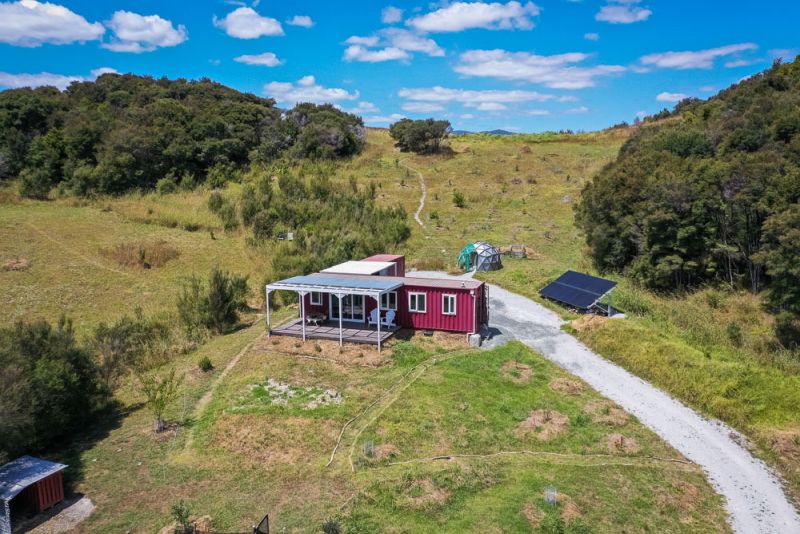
[2,71,800,529]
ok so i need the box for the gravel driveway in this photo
[409,271,800,534]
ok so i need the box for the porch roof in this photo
[266,274,402,296]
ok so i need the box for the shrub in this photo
[171,500,191,533]
[452,191,466,208]
[726,322,744,348]
[198,355,214,372]
[155,176,178,195]
[389,118,451,153]
[207,191,225,213]
[321,518,341,534]
[177,268,249,335]
[101,241,179,268]
[776,312,800,350]
[0,317,109,461]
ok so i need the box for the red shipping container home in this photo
[0,456,67,534]
[265,255,489,351]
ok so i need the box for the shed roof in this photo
[335,273,484,290]
[322,260,396,275]
[267,274,403,295]
[362,254,404,262]
[0,456,67,501]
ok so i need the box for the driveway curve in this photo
[408,271,800,534]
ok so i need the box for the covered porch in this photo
[270,319,398,345]
[266,274,403,352]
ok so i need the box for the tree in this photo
[137,367,182,433]
[177,268,249,335]
[389,118,451,154]
[756,204,800,314]
[0,317,108,460]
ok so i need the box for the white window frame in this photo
[309,291,323,306]
[408,292,427,313]
[442,294,457,316]
[380,291,397,310]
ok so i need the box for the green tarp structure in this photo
[458,242,502,271]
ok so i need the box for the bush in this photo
[389,118,451,153]
[452,191,466,208]
[321,518,341,534]
[177,268,249,335]
[155,176,178,195]
[198,355,214,372]
[0,317,109,461]
[776,312,800,349]
[207,190,225,213]
[19,167,54,199]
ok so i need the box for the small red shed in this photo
[362,254,406,277]
[0,456,67,534]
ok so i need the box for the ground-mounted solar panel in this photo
[539,270,617,310]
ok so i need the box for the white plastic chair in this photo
[381,309,396,328]
[368,308,380,326]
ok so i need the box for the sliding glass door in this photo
[330,294,365,322]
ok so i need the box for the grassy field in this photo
[68,335,727,533]
[1,126,796,529]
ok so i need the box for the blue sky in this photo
[0,0,798,132]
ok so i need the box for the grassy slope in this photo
[73,338,727,533]
[343,129,800,504]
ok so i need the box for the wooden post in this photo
[608,291,613,317]
[338,293,343,347]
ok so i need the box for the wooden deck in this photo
[270,319,397,345]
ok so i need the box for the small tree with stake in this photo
[138,368,183,433]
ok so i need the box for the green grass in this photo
[70,339,728,533]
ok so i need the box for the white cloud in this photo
[596,0,651,24]
[406,1,540,33]
[460,113,475,119]
[454,49,625,89]
[399,86,561,105]
[213,7,283,39]
[640,43,758,69]
[474,102,507,111]
[102,11,187,53]
[565,106,589,113]
[656,91,689,102]
[345,101,380,114]
[635,110,648,119]
[402,102,446,113]
[0,67,116,91]
[526,109,550,115]
[699,85,715,92]
[363,113,405,124]
[344,45,410,63]
[381,6,403,24]
[769,48,799,60]
[343,28,443,62]
[584,32,599,41]
[264,75,359,104]
[234,52,283,67]
[0,0,104,47]
[724,59,757,68]
[286,15,313,28]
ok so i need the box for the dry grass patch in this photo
[2,256,30,271]
[373,443,401,461]
[400,478,451,510]
[255,333,391,367]
[605,433,641,454]
[549,377,586,395]
[394,328,466,352]
[501,360,533,384]
[516,409,569,441]
[209,414,336,466]
[101,240,179,268]
[521,501,545,528]
[584,400,630,427]
[571,314,609,332]
[655,481,702,522]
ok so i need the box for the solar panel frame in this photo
[539,271,617,310]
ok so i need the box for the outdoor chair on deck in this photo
[381,309,396,328]
[368,308,380,327]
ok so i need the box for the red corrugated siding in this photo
[29,472,64,512]
[396,285,478,333]
[300,281,484,334]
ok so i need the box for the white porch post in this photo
[375,293,382,353]
[337,292,344,347]
[299,291,307,342]
[265,287,271,337]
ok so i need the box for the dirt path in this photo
[184,324,264,450]
[408,271,800,534]
[399,159,426,227]
[25,222,131,277]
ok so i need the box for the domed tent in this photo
[458,242,502,271]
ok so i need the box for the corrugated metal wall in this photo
[29,472,64,512]
[301,283,484,334]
